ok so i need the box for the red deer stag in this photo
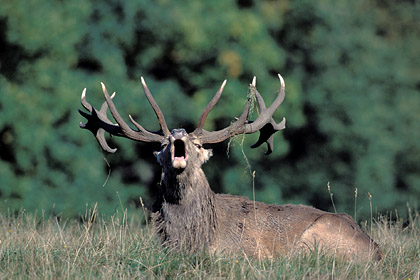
[79,74,381,260]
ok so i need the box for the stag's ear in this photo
[154,151,163,165]
[200,148,213,164]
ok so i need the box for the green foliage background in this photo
[0,0,419,220]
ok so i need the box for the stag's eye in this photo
[194,143,202,149]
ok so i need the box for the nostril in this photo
[174,140,186,157]
[171,128,187,138]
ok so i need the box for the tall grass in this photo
[0,206,419,279]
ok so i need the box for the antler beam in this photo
[193,74,286,154]
[79,79,168,152]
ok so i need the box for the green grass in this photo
[0,206,419,279]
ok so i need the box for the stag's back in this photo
[214,194,381,260]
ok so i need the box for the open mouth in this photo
[172,139,187,169]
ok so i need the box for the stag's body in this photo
[79,74,382,260]
[155,193,380,258]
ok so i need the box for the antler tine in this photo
[81,88,92,112]
[195,80,227,132]
[251,77,267,112]
[101,82,136,136]
[140,77,170,137]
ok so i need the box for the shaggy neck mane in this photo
[154,165,218,251]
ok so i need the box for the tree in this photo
[0,0,418,220]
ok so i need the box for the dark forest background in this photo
[0,0,419,221]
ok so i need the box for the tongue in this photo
[172,157,187,169]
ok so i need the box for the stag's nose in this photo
[171,129,187,139]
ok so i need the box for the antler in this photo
[79,78,170,153]
[193,74,286,154]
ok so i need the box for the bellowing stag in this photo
[79,75,381,260]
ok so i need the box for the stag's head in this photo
[153,128,212,173]
[78,75,286,173]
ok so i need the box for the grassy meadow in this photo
[0,205,419,279]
